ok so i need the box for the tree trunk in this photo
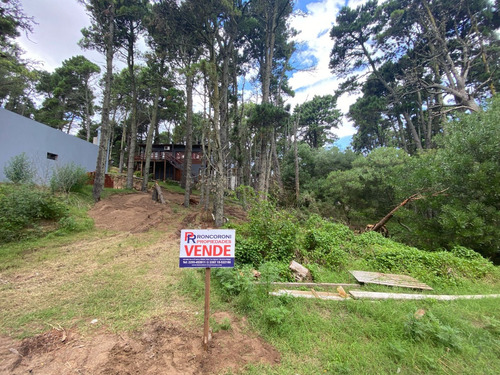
[256,0,279,197]
[183,73,194,207]
[141,65,163,191]
[118,113,128,174]
[92,3,114,203]
[293,111,300,203]
[270,127,284,195]
[84,83,92,142]
[126,27,138,190]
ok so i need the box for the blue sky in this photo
[17,0,364,137]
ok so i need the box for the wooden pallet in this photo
[350,270,433,290]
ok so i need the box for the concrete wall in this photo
[0,108,98,183]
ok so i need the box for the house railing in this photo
[135,151,185,170]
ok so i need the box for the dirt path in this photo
[0,189,278,375]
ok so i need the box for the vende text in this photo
[184,244,231,257]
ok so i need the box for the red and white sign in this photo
[179,229,235,268]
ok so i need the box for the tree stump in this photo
[151,182,166,204]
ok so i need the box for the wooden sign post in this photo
[179,229,235,350]
[203,267,211,350]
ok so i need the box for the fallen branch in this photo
[367,189,449,234]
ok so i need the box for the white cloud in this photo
[287,0,366,137]
[15,0,366,138]
[17,0,105,72]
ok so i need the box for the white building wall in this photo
[0,108,98,183]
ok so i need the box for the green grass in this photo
[204,262,500,375]
[221,286,500,374]
[1,186,499,374]
[0,228,188,338]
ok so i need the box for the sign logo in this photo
[185,232,196,243]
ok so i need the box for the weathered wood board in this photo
[270,289,349,301]
[350,270,433,290]
[349,290,500,301]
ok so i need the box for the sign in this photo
[179,229,235,268]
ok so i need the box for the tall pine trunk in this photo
[93,3,114,202]
[141,63,163,191]
[126,27,138,190]
[183,74,194,207]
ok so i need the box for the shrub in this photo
[50,162,89,194]
[3,153,35,184]
[0,184,66,242]
[234,199,299,267]
[212,266,255,300]
[301,215,353,270]
[405,311,463,350]
[363,243,494,284]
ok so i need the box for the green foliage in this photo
[323,147,409,225]
[302,215,353,270]
[259,261,293,282]
[234,204,495,285]
[3,153,35,184]
[392,97,500,259]
[56,214,93,234]
[212,266,255,301]
[405,312,463,350]
[35,55,100,134]
[0,184,65,242]
[281,144,356,204]
[350,232,494,284]
[235,199,299,267]
[294,95,341,149]
[50,162,89,194]
[263,305,289,327]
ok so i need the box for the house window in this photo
[164,146,170,151]
[47,152,58,160]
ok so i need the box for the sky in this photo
[16,0,363,138]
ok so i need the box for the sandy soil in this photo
[0,189,277,375]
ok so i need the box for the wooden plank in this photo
[256,282,361,289]
[350,270,433,290]
[270,289,350,301]
[349,290,500,301]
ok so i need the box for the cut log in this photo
[270,289,349,301]
[289,261,312,282]
[349,291,500,301]
[254,282,361,289]
[152,182,166,204]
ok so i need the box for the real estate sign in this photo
[179,229,235,268]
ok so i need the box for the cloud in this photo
[17,0,104,72]
[287,0,360,137]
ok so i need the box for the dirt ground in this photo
[0,189,278,375]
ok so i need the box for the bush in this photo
[301,215,353,270]
[234,199,299,267]
[363,242,494,284]
[3,153,35,184]
[50,162,89,194]
[0,184,66,242]
[405,311,463,350]
[212,266,255,300]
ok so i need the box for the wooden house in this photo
[134,143,203,182]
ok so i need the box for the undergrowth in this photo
[0,183,132,245]
[231,200,495,287]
